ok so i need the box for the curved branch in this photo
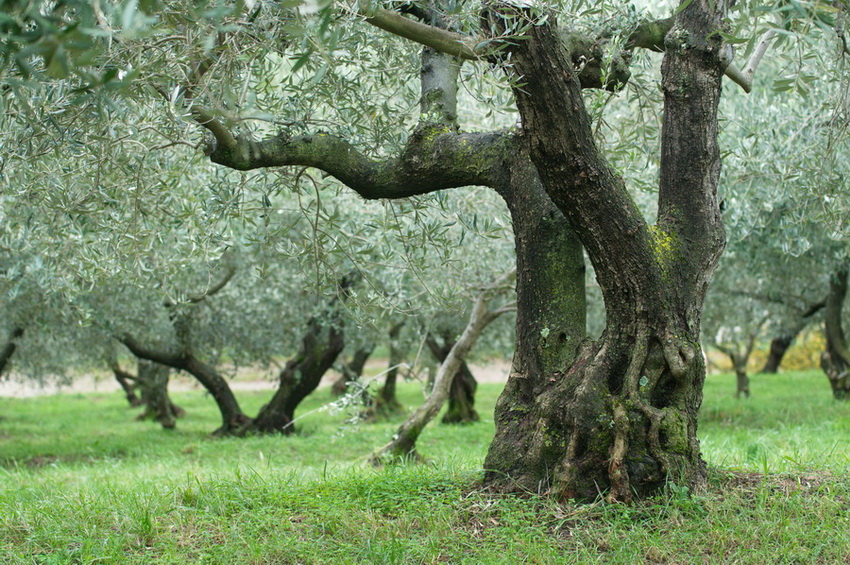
[187,263,237,304]
[358,3,480,60]
[119,334,185,368]
[205,127,510,199]
[723,30,776,93]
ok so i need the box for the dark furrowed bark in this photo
[482,0,726,502]
[248,316,346,434]
[248,277,355,434]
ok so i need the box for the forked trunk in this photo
[484,1,725,502]
[820,270,850,400]
[107,352,143,407]
[120,336,252,435]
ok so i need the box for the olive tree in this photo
[5,0,848,501]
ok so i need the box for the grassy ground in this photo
[0,370,848,563]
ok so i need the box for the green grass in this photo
[1,370,848,563]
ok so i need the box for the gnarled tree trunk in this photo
[483,1,726,502]
[121,336,252,434]
[248,277,354,434]
[820,269,850,400]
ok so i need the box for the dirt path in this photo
[0,358,513,398]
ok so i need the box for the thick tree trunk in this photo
[425,334,479,424]
[484,1,725,502]
[136,360,185,429]
[0,327,23,377]
[331,344,375,396]
[249,318,345,433]
[820,270,850,400]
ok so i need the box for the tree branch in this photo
[186,262,237,304]
[358,3,480,60]
[119,334,185,368]
[723,30,776,93]
[206,126,509,199]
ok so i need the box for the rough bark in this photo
[820,269,850,400]
[0,327,24,377]
[119,262,252,434]
[135,360,185,429]
[760,300,825,373]
[331,344,375,396]
[372,273,514,461]
[483,0,726,502]
[426,333,479,424]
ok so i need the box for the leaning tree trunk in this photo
[0,327,24,377]
[820,269,850,400]
[331,344,375,396]
[762,335,794,374]
[107,346,143,407]
[136,360,185,429]
[426,334,479,424]
[483,1,726,502]
[372,274,513,461]
[121,336,252,434]
[248,278,353,434]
